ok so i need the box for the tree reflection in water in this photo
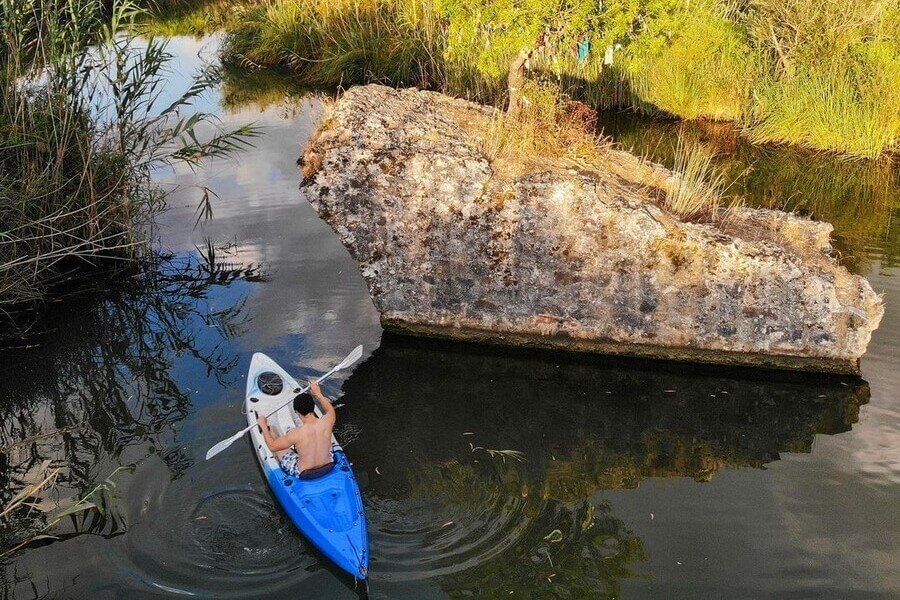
[339,334,869,597]
[0,243,265,554]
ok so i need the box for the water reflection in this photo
[0,244,264,556]
[338,334,868,597]
[218,64,315,113]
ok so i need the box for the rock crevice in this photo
[301,84,883,374]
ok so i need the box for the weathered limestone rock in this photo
[301,85,884,374]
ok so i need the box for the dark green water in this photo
[1,36,897,598]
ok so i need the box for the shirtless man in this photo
[258,380,336,480]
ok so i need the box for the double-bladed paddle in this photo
[204,344,363,460]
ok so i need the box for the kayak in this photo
[245,352,369,580]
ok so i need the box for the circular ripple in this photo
[123,456,317,597]
[364,467,549,582]
[189,488,302,575]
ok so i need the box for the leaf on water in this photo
[543,529,563,543]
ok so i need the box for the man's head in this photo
[293,393,317,421]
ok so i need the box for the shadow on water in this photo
[0,244,264,559]
[339,333,869,598]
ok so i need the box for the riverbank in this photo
[145,0,900,159]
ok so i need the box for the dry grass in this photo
[468,81,734,223]
[1,462,129,557]
[664,139,732,221]
[477,81,610,173]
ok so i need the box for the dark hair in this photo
[293,393,316,416]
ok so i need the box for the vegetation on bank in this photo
[0,0,256,310]
[159,0,900,159]
[467,80,734,222]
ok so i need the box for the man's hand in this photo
[257,415,268,429]
[308,379,335,424]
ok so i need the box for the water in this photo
[0,36,897,598]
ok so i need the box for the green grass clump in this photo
[665,139,731,221]
[223,0,445,88]
[742,0,900,158]
[137,0,258,37]
[619,0,755,122]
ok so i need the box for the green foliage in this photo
[742,0,900,157]
[164,0,899,156]
[136,0,257,37]
[748,66,899,159]
[615,0,754,120]
[224,0,445,88]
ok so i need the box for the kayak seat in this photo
[299,461,336,480]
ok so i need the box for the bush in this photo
[223,0,445,88]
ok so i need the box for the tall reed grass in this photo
[665,139,731,221]
[0,0,257,309]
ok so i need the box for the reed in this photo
[137,0,248,37]
[1,463,130,558]
[0,0,258,309]
[223,0,445,88]
[747,66,899,159]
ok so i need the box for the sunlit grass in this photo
[224,0,445,88]
[665,138,732,221]
[478,81,610,171]
[136,0,256,37]
[150,0,900,158]
[748,67,900,159]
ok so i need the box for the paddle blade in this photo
[335,344,363,370]
[205,427,249,460]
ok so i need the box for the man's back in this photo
[290,412,334,470]
[259,379,337,475]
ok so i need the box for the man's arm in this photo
[308,380,336,425]
[257,416,294,451]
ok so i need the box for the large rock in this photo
[301,85,883,374]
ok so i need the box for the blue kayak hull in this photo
[263,450,368,579]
